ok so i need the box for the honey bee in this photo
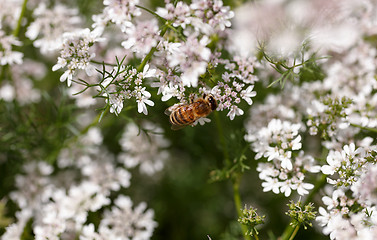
[165,94,218,130]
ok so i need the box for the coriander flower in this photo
[246,119,318,197]
[208,55,258,120]
[166,35,211,87]
[107,93,124,116]
[103,0,141,29]
[321,143,367,187]
[93,0,141,33]
[316,188,377,240]
[101,64,156,116]
[52,28,104,87]
[121,19,160,58]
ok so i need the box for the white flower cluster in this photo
[306,96,351,137]
[0,0,21,29]
[2,127,158,240]
[245,119,320,197]
[103,64,156,115]
[52,28,104,87]
[317,188,377,240]
[209,56,258,120]
[321,143,368,186]
[118,121,170,176]
[121,19,160,58]
[92,0,141,34]
[26,3,82,54]
[149,0,237,110]
[164,35,211,87]
[316,140,377,239]
[156,0,234,35]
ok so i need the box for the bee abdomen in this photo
[170,107,194,125]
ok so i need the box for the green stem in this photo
[90,60,117,67]
[80,106,109,135]
[303,174,327,206]
[64,106,109,148]
[252,228,260,240]
[214,111,230,165]
[13,0,29,37]
[233,176,252,240]
[137,24,168,72]
[350,123,377,133]
[288,225,300,240]
[135,4,166,22]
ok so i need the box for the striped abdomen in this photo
[170,104,198,126]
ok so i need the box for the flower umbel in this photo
[286,200,317,230]
[52,28,104,87]
[238,205,265,237]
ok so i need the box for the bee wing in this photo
[164,106,174,116]
[164,104,181,116]
[171,124,188,131]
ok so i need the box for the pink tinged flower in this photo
[264,147,279,161]
[181,61,207,87]
[317,207,331,226]
[343,142,364,158]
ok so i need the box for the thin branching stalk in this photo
[233,175,252,240]
[136,24,168,72]
[350,123,377,133]
[214,112,250,240]
[251,228,260,240]
[214,111,230,164]
[135,4,166,22]
[288,225,300,240]
[13,0,28,37]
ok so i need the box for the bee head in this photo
[204,94,217,111]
